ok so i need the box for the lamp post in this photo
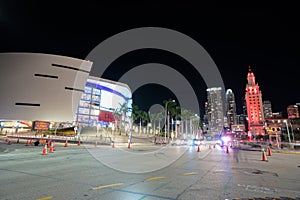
[290,120,295,142]
[165,100,175,143]
[283,120,291,143]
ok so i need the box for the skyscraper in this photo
[206,87,224,136]
[225,89,237,129]
[287,105,299,119]
[245,66,265,135]
[263,100,273,118]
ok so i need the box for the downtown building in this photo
[245,67,265,136]
[206,87,224,136]
[225,89,237,129]
[0,53,132,133]
[287,105,299,119]
[263,100,273,118]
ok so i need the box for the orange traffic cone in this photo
[49,143,54,153]
[47,140,50,148]
[197,145,200,152]
[226,145,229,154]
[267,147,272,156]
[64,139,68,147]
[42,145,47,155]
[262,150,268,161]
[128,142,131,149]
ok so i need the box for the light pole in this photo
[290,120,295,142]
[283,120,291,143]
[165,100,175,143]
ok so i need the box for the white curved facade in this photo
[0,53,92,122]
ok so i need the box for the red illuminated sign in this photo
[98,110,115,122]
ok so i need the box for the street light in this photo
[165,100,175,143]
[283,120,291,143]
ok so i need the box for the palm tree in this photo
[136,109,144,135]
[156,109,164,136]
[149,111,156,135]
[112,108,122,135]
[181,108,193,139]
[140,110,149,136]
[131,104,139,133]
[118,102,129,135]
[172,106,181,138]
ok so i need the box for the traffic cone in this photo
[49,143,54,153]
[64,139,68,147]
[262,150,268,161]
[47,140,50,148]
[267,147,272,156]
[29,139,33,145]
[197,145,200,152]
[17,138,19,143]
[42,145,47,155]
[128,142,131,149]
[226,145,229,154]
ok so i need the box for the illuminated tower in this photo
[206,87,224,136]
[245,66,265,135]
[225,89,237,128]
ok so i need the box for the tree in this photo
[112,108,122,135]
[149,111,158,135]
[156,109,164,136]
[181,108,193,139]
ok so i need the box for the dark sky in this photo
[1,1,299,118]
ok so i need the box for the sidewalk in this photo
[237,142,300,154]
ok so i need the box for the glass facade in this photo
[75,77,132,127]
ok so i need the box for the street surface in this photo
[1,138,300,200]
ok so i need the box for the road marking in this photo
[92,183,124,190]
[146,176,165,181]
[182,172,198,176]
[36,196,54,200]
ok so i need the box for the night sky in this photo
[1,1,299,118]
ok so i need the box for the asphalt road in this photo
[1,140,300,200]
